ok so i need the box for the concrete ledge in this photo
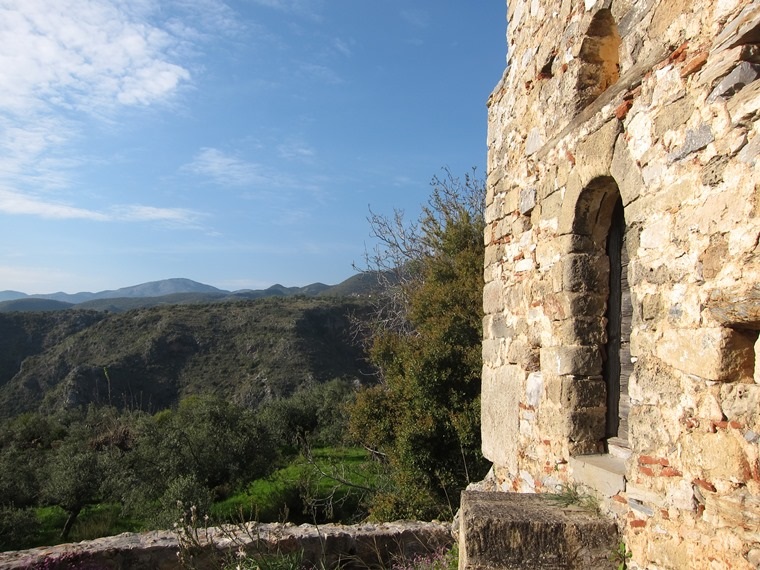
[459,491,618,570]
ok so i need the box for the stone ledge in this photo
[458,491,618,570]
[0,521,453,570]
[569,454,627,497]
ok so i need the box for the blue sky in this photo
[0,1,506,294]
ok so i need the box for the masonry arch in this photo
[567,176,632,451]
[576,9,621,111]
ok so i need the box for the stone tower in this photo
[481,0,760,567]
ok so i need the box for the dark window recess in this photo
[604,197,631,448]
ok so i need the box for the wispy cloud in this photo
[0,0,224,225]
[111,204,205,226]
[183,147,265,187]
[297,62,343,84]
[400,9,430,29]
[247,0,323,19]
[332,38,352,57]
[0,0,192,115]
[0,188,109,220]
[277,140,315,161]
[0,187,205,227]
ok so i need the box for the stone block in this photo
[681,430,752,482]
[561,376,607,409]
[707,61,760,102]
[482,365,522,470]
[555,317,606,346]
[628,403,678,449]
[703,487,760,534]
[520,187,537,215]
[526,127,544,155]
[561,253,608,293]
[626,483,667,509]
[639,213,672,249]
[610,134,644,207]
[641,293,662,321]
[485,313,514,340]
[458,492,619,570]
[719,383,760,431]
[706,283,760,327]
[575,119,622,187]
[667,124,714,162]
[541,345,602,376]
[483,280,506,314]
[540,188,564,221]
[482,339,506,365]
[567,408,607,442]
[544,292,607,321]
[569,454,626,496]
[656,326,755,382]
[652,95,693,138]
[507,339,540,370]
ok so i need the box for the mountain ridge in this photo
[0,274,376,312]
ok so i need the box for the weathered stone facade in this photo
[482,0,760,567]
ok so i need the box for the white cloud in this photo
[0,186,205,228]
[0,116,79,191]
[0,0,222,225]
[332,38,352,57]
[247,0,323,19]
[0,188,108,220]
[112,204,204,226]
[184,147,265,187]
[0,0,192,115]
[400,9,430,29]
[277,140,315,160]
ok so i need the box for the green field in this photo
[12,447,378,551]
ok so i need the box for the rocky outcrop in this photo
[0,521,452,570]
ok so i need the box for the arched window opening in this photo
[576,9,621,110]
[567,177,631,455]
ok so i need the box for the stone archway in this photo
[564,176,631,453]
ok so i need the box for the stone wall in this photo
[482,0,760,567]
[0,521,452,570]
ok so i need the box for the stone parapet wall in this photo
[0,521,452,570]
[483,0,760,567]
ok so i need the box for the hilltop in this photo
[0,295,375,420]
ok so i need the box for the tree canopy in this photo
[348,168,489,520]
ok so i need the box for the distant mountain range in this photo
[0,274,381,313]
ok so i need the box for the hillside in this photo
[0,296,374,419]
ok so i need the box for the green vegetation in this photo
[0,169,488,551]
[546,483,601,514]
[347,168,489,520]
[610,541,633,570]
[0,392,368,550]
[0,296,372,419]
[213,447,378,524]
